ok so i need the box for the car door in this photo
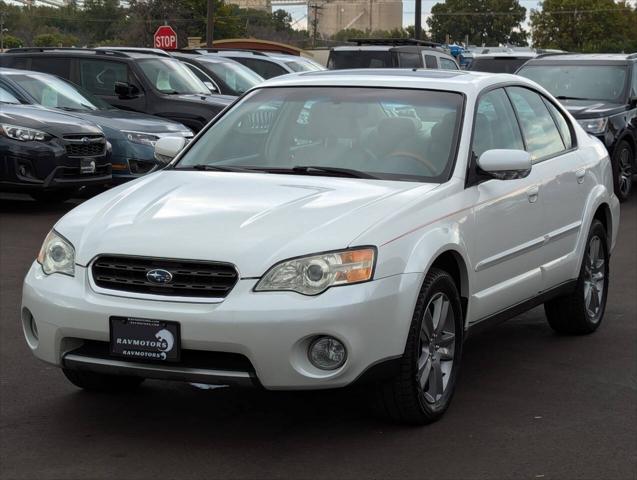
[77,58,146,112]
[468,87,546,322]
[507,86,587,289]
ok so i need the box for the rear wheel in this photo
[63,369,144,392]
[612,140,633,202]
[544,220,609,334]
[372,268,463,424]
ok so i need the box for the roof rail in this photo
[348,38,441,47]
[193,48,269,57]
[95,47,171,57]
[533,51,573,59]
[171,48,204,55]
[4,47,131,57]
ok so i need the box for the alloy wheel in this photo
[583,235,605,322]
[618,147,633,198]
[417,292,456,404]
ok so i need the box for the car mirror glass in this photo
[477,149,532,180]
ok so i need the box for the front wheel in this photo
[372,268,463,424]
[544,219,609,334]
[611,140,633,202]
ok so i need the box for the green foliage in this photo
[427,0,528,46]
[531,0,637,52]
[332,27,415,42]
[1,34,23,48]
[0,0,304,48]
[33,32,79,47]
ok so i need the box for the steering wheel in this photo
[384,151,439,176]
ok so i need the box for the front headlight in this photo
[123,131,160,147]
[255,247,376,295]
[123,130,193,147]
[37,230,75,276]
[577,117,608,135]
[0,123,49,142]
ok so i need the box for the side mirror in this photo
[477,149,532,180]
[204,81,217,93]
[154,136,187,163]
[114,81,139,99]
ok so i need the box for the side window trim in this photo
[503,87,528,151]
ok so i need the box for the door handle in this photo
[576,168,586,184]
[527,185,540,203]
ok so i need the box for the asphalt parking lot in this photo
[0,193,635,480]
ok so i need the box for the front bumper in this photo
[22,263,422,390]
[0,140,112,191]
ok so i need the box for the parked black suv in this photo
[0,48,234,131]
[517,53,637,201]
[327,39,459,70]
[0,104,111,201]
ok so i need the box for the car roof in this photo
[331,45,451,55]
[3,47,167,60]
[472,52,537,59]
[525,53,637,64]
[256,69,535,95]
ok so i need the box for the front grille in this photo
[92,255,239,298]
[64,135,106,158]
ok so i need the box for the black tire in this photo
[62,368,144,392]
[372,268,463,425]
[29,190,75,203]
[544,220,609,335]
[611,140,633,202]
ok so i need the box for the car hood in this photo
[558,99,626,118]
[57,171,436,276]
[0,105,103,137]
[60,109,191,134]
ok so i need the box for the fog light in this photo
[308,336,347,370]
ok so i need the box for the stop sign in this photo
[154,25,178,50]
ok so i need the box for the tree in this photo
[531,0,637,52]
[427,0,528,46]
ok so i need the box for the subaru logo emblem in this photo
[146,269,173,284]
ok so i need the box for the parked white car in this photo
[22,70,620,424]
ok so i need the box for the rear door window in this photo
[78,59,129,95]
[424,55,438,69]
[507,86,565,161]
[233,58,287,79]
[30,57,71,79]
[398,52,421,68]
[439,57,459,70]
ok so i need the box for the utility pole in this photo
[0,11,7,51]
[309,3,323,48]
[206,0,214,48]
[414,0,421,39]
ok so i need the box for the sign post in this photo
[154,25,178,50]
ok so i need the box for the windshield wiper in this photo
[291,165,380,179]
[184,164,256,173]
[555,95,593,101]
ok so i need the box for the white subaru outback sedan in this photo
[22,70,619,424]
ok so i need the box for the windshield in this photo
[518,64,628,103]
[203,60,263,95]
[138,58,210,94]
[7,73,113,111]
[176,87,463,182]
[468,57,531,73]
[328,51,394,69]
[285,60,323,72]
